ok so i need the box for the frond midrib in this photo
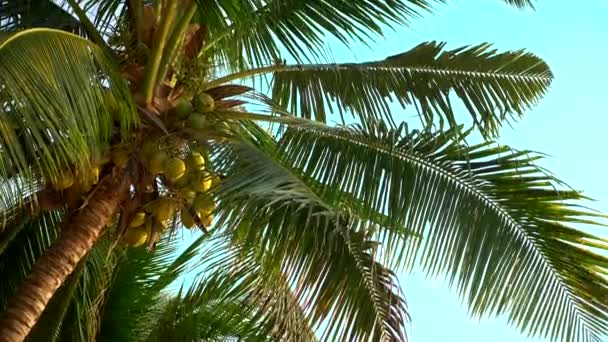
[276,63,554,83]
[296,126,591,332]
[0,27,91,50]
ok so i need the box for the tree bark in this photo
[0,174,130,342]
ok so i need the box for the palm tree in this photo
[0,216,282,341]
[0,0,606,341]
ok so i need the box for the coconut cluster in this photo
[45,92,220,248]
[119,92,220,248]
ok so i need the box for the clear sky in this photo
[177,1,608,341]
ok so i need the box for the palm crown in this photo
[0,1,606,342]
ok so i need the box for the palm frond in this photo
[0,1,81,32]
[271,41,552,137]
[199,0,537,67]
[211,131,409,341]
[274,119,608,342]
[198,0,441,67]
[98,232,207,341]
[0,210,63,311]
[503,0,536,8]
[0,28,137,211]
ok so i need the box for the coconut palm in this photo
[0,1,607,342]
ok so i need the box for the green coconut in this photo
[164,158,187,181]
[187,113,207,131]
[193,93,215,113]
[148,151,168,175]
[173,97,193,119]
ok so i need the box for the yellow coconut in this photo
[187,113,207,131]
[51,171,75,191]
[152,198,175,223]
[173,97,193,119]
[190,171,212,192]
[164,157,186,181]
[180,189,197,203]
[180,210,196,229]
[129,211,146,228]
[194,93,215,113]
[174,173,192,188]
[187,152,205,171]
[111,149,129,168]
[123,227,148,247]
[148,151,168,175]
[88,166,100,185]
[193,194,214,216]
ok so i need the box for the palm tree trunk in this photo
[0,174,130,342]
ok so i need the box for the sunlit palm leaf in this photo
[212,132,409,341]
[98,233,206,341]
[274,119,608,342]
[0,211,63,312]
[271,41,552,137]
[198,0,438,67]
[200,0,537,67]
[0,28,137,212]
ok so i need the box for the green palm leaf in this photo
[0,1,81,32]
[273,119,608,341]
[200,0,537,67]
[0,28,137,214]
[212,129,409,341]
[270,41,552,137]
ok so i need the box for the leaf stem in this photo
[141,0,179,104]
[65,0,112,56]
[206,65,285,88]
[156,1,198,88]
[129,0,144,42]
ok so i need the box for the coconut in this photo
[123,227,148,247]
[164,157,186,181]
[191,171,212,192]
[187,113,207,131]
[129,212,146,228]
[111,149,129,168]
[193,194,214,217]
[180,189,197,203]
[180,210,196,229]
[187,152,205,171]
[173,97,193,119]
[52,171,75,191]
[88,166,100,185]
[194,93,215,113]
[174,173,192,188]
[148,151,168,175]
[152,198,175,222]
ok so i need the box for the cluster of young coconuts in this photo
[48,92,220,248]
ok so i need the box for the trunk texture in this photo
[0,174,129,342]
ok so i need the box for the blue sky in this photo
[350,1,608,341]
[178,1,608,341]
